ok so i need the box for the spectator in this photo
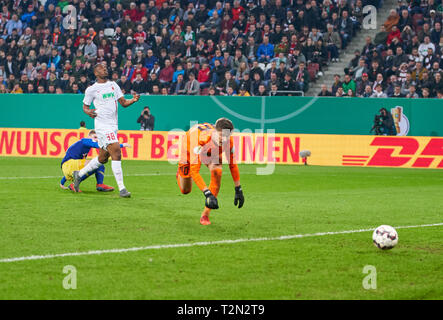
[197,63,211,89]
[418,71,433,92]
[351,58,369,81]
[373,26,388,51]
[4,14,23,36]
[345,89,355,97]
[256,84,267,96]
[387,26,401,47]
[237,84,251,96]
[325,24,341,62]
[391,84,405,98]
[331,74,342,95]
[423,48,437,70]
[401,72,416,96]
[257,36,274,63]
[342,74,356,95]
[411,62,426,82]
[159,59,174,84]
[173,74,186,95]
[418,36,436,58]
[239,71,252,93]
[383,9,400,32]
[224,86,236,96]
[221,51,234,71]
[250,60,265,80]
[216,71,238,94]
[421,87,431,98]
[362,85,374,97]
[124,2,143,22]
[293,62,310,92]
[133,62,149,82]
[371,84,387,98]
[386,75,399,97]
[338,10,353,49]
[431,73,443,97]
[251,72,264,95]
[430,22,441,45]
[151,84,160,95]
[372,73,385,92]
[318,84,333,96]
[184,73,200,95]
[132,73,147,94]
[279,72,298,95]
[172,64,185,83]
[406,85,419,98]
[4,54,20,77]
[266,72,280,91]
[117,75,132,94]
[336,87,345,97]
[144,49,158,70]
[47,49,61,70]
[207,86,217,96]
[290,47,306,67]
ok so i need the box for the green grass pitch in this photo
[0,157,442,300]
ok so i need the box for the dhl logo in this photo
[343,137,443,168]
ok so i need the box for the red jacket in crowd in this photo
[198,67,210,83]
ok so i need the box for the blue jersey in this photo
[61,138,99,167]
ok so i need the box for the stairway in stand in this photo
[306,0,397,96]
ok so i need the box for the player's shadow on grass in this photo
[64,190,117,196]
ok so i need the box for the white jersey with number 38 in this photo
[83,81,124,131]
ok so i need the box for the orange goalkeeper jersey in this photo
[179,123,240,191]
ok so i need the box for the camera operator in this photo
[137,106,155,131]
[370,114,383,135]
[379,108,396,136]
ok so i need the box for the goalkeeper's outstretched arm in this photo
[229,162,244,208]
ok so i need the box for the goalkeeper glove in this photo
[203,189,219,209]
[234,185,244,208]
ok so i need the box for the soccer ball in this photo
[372,225,398,250]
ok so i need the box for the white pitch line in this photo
[0,223,442,263]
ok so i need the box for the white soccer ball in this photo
[372,225,398,250]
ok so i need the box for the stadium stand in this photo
[0,0,440,97]
[313,0,442,98]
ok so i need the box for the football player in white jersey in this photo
[73,63,140,197]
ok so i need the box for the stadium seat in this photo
[307,64,318,82]
[308,63,319,73]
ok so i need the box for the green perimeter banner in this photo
[0,94,441,136]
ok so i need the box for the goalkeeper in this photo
[60,130,130,192]
[176,118,245,225]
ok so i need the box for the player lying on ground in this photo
[60,130,131,192]
[73,63,139,198]
[176,118,245,225]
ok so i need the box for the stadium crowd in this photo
[319,0,443,98]
[0,0,387,96]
